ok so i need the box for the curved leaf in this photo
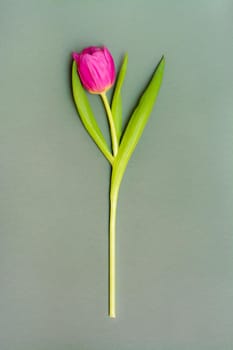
[111,54,128,142]
[72,61,114,164]
[111,56,165,196]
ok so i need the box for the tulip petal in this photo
[73,46,116,94]
[72,52,79,61]
[78,54,107,93]
[82,46,101,55]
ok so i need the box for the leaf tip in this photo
[156,55,165,74]
[160,55,165,64]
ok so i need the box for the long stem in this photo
[109,180,119,318]
[100,92,120,317]
[100,93,118,157]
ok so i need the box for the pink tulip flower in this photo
[72,46,116,94]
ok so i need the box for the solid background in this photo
[0,0,233,349]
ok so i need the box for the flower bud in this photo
[72,46,116,94]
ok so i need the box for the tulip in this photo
[71,45,165,319]
[72,46,116,94]
[72,46,119,318]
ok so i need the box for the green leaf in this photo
[111,56,165,196]
[111,54,128,142]
[72,61,114,164]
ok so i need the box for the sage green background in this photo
[1,0,233,349]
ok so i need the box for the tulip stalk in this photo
[100,92,119,317]
[71,46,165,319]
[100,93,118,156]
[109,185,118,318]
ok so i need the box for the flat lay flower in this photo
[72,46,115,94]
[71,44,165,318]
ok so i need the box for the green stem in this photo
[109,174,120,318]
[100,93,118,157]
[100,92,120,317]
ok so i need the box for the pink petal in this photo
[72,52,79,62]
[82,46,101,55]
